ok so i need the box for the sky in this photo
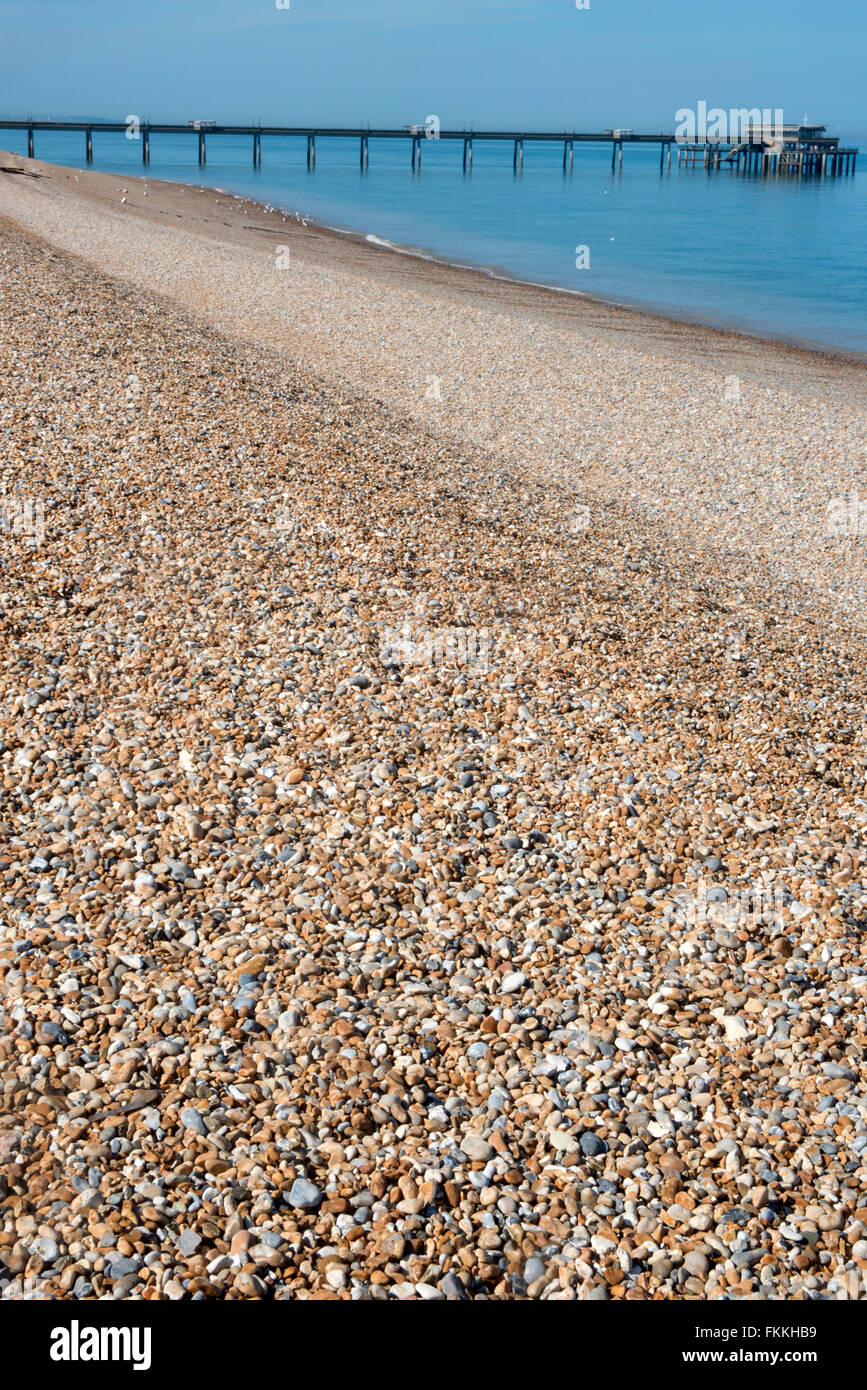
[2,0,865,138]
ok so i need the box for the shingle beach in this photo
[1,152,866,1301]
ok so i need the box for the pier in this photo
[675,123,857,176]
[0,118,856,177]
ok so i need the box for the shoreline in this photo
[0,146,866,630]
[2,148,865,368]
[315,217,867,366]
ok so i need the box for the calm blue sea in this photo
[6,127,866,354]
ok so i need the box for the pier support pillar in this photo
[85,129,93,163]
[27,127,34,159]
[563,139,574,173]
[142,128,150,164]
[360,134,369,169]
[412,134,421,169]
[307,134,315,168]
[512,138,523,172]
[611,140,618,170]
[463,137,473,171]
[198,131,206,166]
[253,132,261,167]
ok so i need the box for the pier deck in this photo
[0,119,856,176]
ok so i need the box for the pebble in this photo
[579,1134,609,1158]
[499,972,526,995]
[0,180,865,1305]
[461,1134,494,1162]
[286,1180,322,1211]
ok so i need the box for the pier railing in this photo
[0,120,857,176]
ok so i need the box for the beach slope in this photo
[0,158,866,1301]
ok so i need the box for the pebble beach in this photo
[1,151,866,1302]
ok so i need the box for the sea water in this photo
[5,127,865,354]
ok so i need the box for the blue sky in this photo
[3,0,864,137]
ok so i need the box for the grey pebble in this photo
[287,1178,322,1210]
